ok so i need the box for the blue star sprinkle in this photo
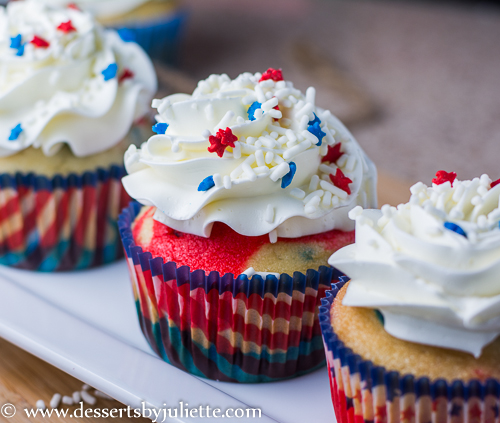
[247,101,262,121]
[444,221,467,238]
[8,123,23,141]
[16,43,25,56]
[308,113,321,126]
[10,34,22,49]
[117,28,136,42]
[307,122,326,146]
[198,175,215,192]
[102,63,118,81]
[281,162,296,189]
[152,123,169,135]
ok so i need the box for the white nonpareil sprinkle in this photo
[306,87,316,106]
[151,99,162,108]
[270,162,290,181]
[214,111,234,132]
[309,175,320,191]
[213,173,223,188]
[261,97,279,112]
[264,204,275,223]
[348,205,364,220]
[80,390,96,406]
[242,94,257,105]
[283,140,311,160]
[320,180,348,200]
[50,393,61,409]
[303,190,324,204]
[268,109,282,119]
[62,396,74,405]
[285,129,297,144]
[290,188,306,199]
[36,400,46,411]
[72,391,81,403]
[232,142,241,159]
[242,162,257,181]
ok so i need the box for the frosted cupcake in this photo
[0,0,157,271]
[43,0,186,63]
[119,69,377,382]
[321,171,500,423]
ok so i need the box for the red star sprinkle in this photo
[57,20,76,33]
[30,35,50,48]
[67,3,80,10]
[207,127,238,157]
[432,170,457,186]
[491,178,500,188]
[322,143,344,163]
[401,407,415,422]
[259,68,284,82]
[330,168,353,195]
[119,68,134,84]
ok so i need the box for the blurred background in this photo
[166,0,500,186]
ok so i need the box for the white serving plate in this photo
[0,261,336,423]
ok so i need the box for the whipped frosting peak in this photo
[123,70,377,239]
[42,0,155,20]
[0,0,157,157]
[329,173,500,357]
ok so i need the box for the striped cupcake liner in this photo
[320,279,500,423]
[118,201,344,383]
[0,165,130,271]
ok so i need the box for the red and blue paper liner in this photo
[0,165,130,271]
[320,279,500,423]
[118,201,345,383]
[115,9,187,64]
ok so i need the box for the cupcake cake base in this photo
[320,280,500,423]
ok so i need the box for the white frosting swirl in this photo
[38,0,154,20]
[0,0,157,157]
[123,71,377,239]
[329,174,500,357]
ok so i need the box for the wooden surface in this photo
[0,172,411,423]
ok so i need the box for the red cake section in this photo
[132,207,354,275]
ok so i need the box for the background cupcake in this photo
[43,0,186,63]
[322,171,500,423]
[0,0,157,271]
[119,69,377,382]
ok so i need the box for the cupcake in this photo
[119,69,377,382]
[0,0,157,271]
[43,0,186,63]
[321,171,500,423]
